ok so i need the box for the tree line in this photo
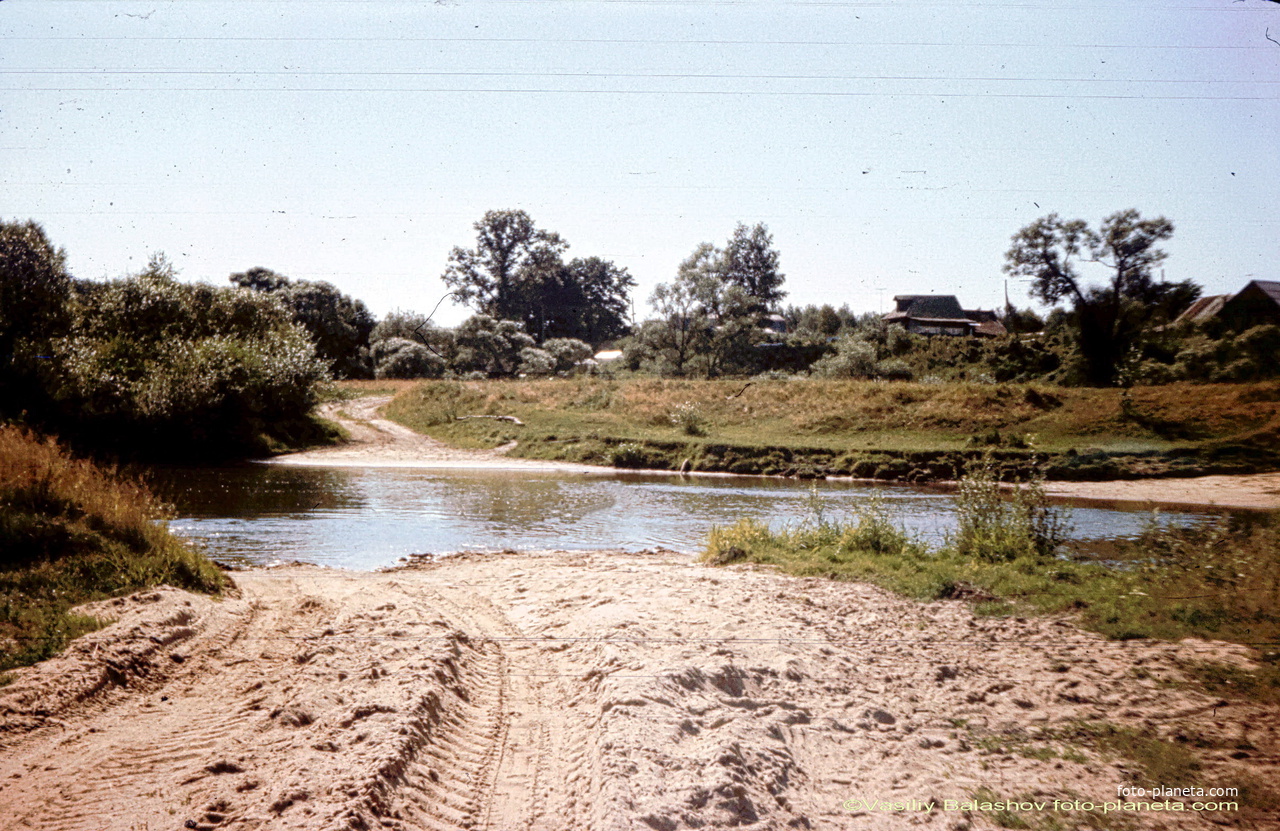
[3,207,1276,458]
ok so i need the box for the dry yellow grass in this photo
[0,425,224,672]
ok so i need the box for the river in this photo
[143,464,1224,570]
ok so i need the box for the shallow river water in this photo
[144,464,1223,571]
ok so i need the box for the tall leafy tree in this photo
[645,273,708,377]
[0,220,72,403]
[1004,210,1181,386]
[644,242,763,377]
[722,222,786,312]
[442,211,635,344]
[442,210,567,325]
[544,256,635,344]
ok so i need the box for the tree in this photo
[546,257,635,344]
[722,222,786,312]
[442,210,567,326]
[1003,210,1178,386]
[644,243,765,377]
[451,314,536,377]
[442,211,635,344]
[230,268,376,379]
[644,275,707,377]
[0,220,72,403]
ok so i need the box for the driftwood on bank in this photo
[456,415,525,426]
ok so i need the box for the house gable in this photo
[1214,280,1280,330]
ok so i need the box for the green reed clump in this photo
[952,459,1072,562]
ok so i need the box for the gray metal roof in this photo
[891,294,966,319]
[1248,280,1280,306]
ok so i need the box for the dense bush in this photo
[230,266,375,379]
[518,346,557,376]
[452,315,536,377]
[540,337,594,373]
[373,338,446,379]
[40,256,330,457]
[810,337,877,378]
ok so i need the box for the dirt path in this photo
[2,550,1275,829]
[270,396,605,472]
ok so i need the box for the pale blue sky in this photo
[3,0,1277,326]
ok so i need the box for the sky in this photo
[3,0,1278,327]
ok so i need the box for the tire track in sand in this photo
[422,581,599,831]
[0,571,515,830]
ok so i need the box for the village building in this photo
[1174,279,1280,330]
[883,295,1007,337]
[1217,280,1280,330]
[1174,294,1231,326]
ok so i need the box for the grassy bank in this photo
[702,475,1280,701]
[380,378,1280,481]
[0,425,225,674]
[701,475,1280,817]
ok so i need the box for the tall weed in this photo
[951,459,1072,562]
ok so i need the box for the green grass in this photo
[0,425,225,672]
[380,378,1280,481]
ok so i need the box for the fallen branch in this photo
[456,415,525,426]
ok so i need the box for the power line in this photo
[5,70,1276,85]
[7,36,1275,49]
[5,87,1277,100]
[25,0,1280,8]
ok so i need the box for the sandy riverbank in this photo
[271,396,610,472]
[1041,473,1280,512]
[1,549,1274,829]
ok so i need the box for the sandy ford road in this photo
[1,550,1277,830]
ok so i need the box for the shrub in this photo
[668,401,708,436]
[38,256,330,457]
[873,358,914,381]
[374,338,445,379]
[541,338,594,373]
[230,267,376,379]
[518,347,557,377]
[452,315,536,377]
[810,337,877,378]
[951,460,1072,562]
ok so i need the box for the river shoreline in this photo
[271,396,1280,511]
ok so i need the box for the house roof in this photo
[1246,280,1280,306]
[891,294,966,319]
[1175,294,1230,324]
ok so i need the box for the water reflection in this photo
[143,464,1225,571]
